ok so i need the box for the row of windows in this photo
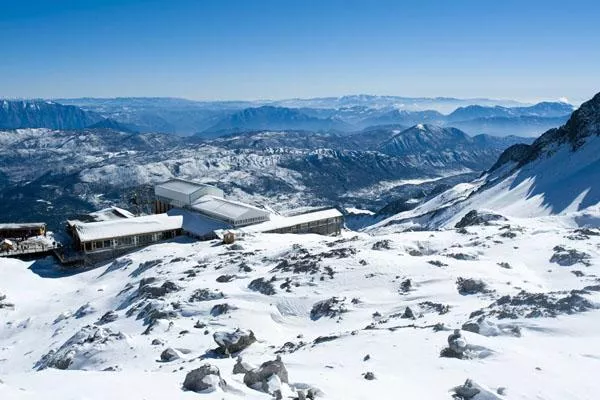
[83,230,177,252]
[235,215,269,227]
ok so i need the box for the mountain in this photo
[447,102,574,121]
[371,92,600,231]
[0,100,102,130]
[359,109,445,128]
[378,124,533,171]
[451,115,570,137]
[87,118,140,133]
[202,106,351,135]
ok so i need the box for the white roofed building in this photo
[154,179,224,211]
[154,179,270,229]
[190,196,270,227]
[70,214,183,258]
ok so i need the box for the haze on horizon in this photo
[2,0,599,103]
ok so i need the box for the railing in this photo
[0,243,58,257]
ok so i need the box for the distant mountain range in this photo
[201,106,351,136]
[0,96,573,138]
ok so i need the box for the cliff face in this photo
[0,100,101,130]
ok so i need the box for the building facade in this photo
[70,214,183,255]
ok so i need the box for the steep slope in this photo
[371,92,600,231]
[0,100,102,130]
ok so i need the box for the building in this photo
[154,179,343,240]
[190,196,270,227]
[219,208,344,237]
[155,178,270,227]
[154,179,224,212]
[70,214,183,256]
[0,223,46,240]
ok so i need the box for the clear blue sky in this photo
[2,0,599,102]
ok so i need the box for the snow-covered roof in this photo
[88,207,135,222]
[236,208,342,233]
[190,196,269,222]
[0,222,46,230]
[155,179,215,195]
[73,214,182,242]
[167,208,231,237]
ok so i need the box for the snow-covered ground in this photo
[2,216,600,399]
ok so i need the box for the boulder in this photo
[160,347,181,362]
[243,355,289,394]
[456,278,488,295]
[213,329,256,355]
[441,329,468,359]
[183,364,226,393]
[233,356,255,374]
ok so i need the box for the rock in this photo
[399,278,412,293]
[160,347,181,362]
[210,303,235,317]
[213,329,256,355]
[451,379,502,399]
[35,325,126,370]
[310,297,348,320]
[456,277,488,295]
[471,290,595,319]
[446,252,478,261]
[455,210,507,228]
[243,355,289,394]
[401,306,415,319]
[550,246,591,266]
[363,354,370,361]
[183,364,226,393]
[139,280,180,299]
[248,278,277,295]
[74,303,96,318]
[233,356,255,374]
[216,274,237,283]
[372,240,391,250]
[440,329,468,359]
[363,371,376,380]
[188,288,225,302]
[96,311,118,325]
[151,338,164,346]
[461,316,521,337]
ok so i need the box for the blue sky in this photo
[2,0,599,102]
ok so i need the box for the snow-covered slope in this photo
[2,222,600,399]
[371,92,600,231]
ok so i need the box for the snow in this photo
[0,223,45,230]
[72,214,182,242]
[88,207,135,222]
[1,214,599,398]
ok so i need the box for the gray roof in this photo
[156,179,213,195]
